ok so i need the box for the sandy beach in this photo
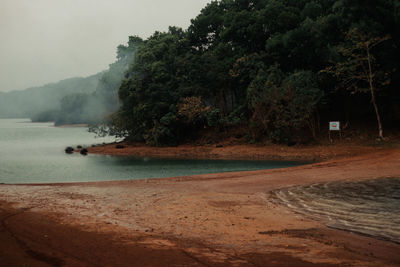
[0,144,399,266]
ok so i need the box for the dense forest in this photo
[4,0,399,145]
[102,0,399,145]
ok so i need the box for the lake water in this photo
[274,178,400,244]
[0,119,303,184]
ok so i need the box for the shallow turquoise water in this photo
[0,119,303,184]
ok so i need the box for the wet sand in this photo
[87,141,383,161]
[0,145,399,266]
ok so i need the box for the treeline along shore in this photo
[1,1,400,266]
[96,0,400,146]
[1,0,399,147]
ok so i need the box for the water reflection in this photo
[0,119,304,184]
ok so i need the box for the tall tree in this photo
[325,28,390,139]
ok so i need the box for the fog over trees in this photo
[1,0,399,144]
[108,0,400,145]
[0,75,101,119]
[0,37,139,126]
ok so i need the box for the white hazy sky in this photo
[0,0,211,92]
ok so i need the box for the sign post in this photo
[329,121,341,141]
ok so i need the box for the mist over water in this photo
[274,178,400,243]
[0,119,303,184]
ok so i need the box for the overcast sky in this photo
[0,0,211,92]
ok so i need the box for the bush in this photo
[248,67,323,143]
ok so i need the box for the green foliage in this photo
[248,66,322,142]
[177,97,211,125]
[205,108,220,127]
[323,28,392,138]
[324,28,391,93]
[24,0,400,144]
[106,0,399,144]
[115,28,188,145]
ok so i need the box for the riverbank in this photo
[56,123,88,128]
[0,146,399,266]
[86,141,386,161]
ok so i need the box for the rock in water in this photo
[65,147,74,154]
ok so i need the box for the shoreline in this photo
[86,141,385,162]
[56,123,88,128]
[0,146,399,265]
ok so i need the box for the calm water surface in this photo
[274,178,400,243]
[0,119,303,184]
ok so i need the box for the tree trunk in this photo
[218,88,225,117]
[366,46,384,139]
[307,112,317,140]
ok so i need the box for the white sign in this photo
[329,121,340,131]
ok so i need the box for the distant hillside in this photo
[0,73,102,118]
[29,36,141,126]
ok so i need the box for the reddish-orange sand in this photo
[0,144,399,266]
